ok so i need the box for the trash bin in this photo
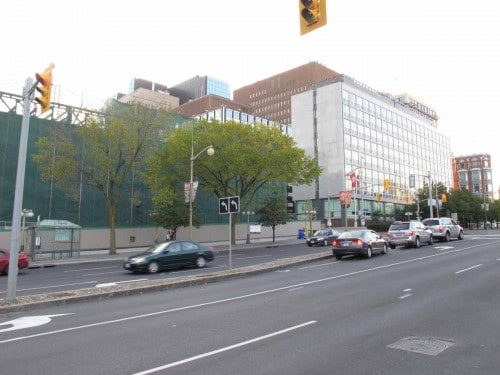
[298,229,305,239]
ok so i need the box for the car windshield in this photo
[390,223,409,230]
[422,219,439,226]
[339,230,364,239]
[314,230,329,236]
[144,242,169,255]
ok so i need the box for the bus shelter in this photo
[26,219,81,260]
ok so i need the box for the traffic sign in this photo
[219,198,229,214]
[219,196,240,214]
[229,196,239,213]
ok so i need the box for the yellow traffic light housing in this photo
[383,178,390,190]
[376,193,382,202]
[35,63,54,114]
[441,193,447,203]
[299,0,327,35]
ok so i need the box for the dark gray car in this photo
[306,228,341,247]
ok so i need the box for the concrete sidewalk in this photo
[28,235,305,268]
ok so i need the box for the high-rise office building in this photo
[234,62,339,125]
[291,74,452,223]
[169,76,231,105]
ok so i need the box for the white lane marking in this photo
[1,241,495,344]
[399,294,412,300]
[434,246,455,250]
[0,281,98,295]
[0,314,72,333]
[131,321,317,375]
[455,264,483,274]
[403,289,412,292]
[95,279,148,288]
[288,287,304,292]
[84,271,126,276]
[64,266,118,273]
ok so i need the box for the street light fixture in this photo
[243,210,254,244]
[188,145,214,239]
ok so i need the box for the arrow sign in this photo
[219,198,229,214]
[229,196,240,213]
[0,314,72,333]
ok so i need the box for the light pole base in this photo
[246,233,251,244]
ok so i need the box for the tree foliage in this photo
[256,195,288,243]
[33,102,171,254]
[145,119,322,243]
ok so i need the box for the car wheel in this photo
[147,261,159,274]
[428,235,434,245]
[366,246,372,258]
[196,256,207,268]
[307,243,312,247]
[389,244,396,250]
[414,237,420,248]
[444,232,450,242]
[334,254,342,260]
[381,243,388,254]
[458,231,464,240]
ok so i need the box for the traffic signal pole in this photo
[6,77,38,302]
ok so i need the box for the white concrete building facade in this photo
[291,75,451,224]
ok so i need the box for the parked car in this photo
[124,240,214,274]
[421,217,464,242]
[0,248,29,275]
[332,229,387,260]
[386,221,433,249]
[306,228,341,247]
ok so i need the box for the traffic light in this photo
[376,193,382,202]
[299,0,327,36]
[35,63,54,114]
[441,193,447,203]
[383,179,390,190]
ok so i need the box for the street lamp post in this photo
[243,210,254,244]
[188,145,214,240]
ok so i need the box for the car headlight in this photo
[131,257,146,264]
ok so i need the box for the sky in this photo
[2,0,499,190]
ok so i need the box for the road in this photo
[0,242,330,298]
[0,234,499,374]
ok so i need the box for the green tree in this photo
[256,195,288,243]
[146,119,322,243]
[33,102,171,255]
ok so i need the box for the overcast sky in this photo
[2,0,499,189]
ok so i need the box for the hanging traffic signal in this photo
[376,193,382,202]
[441,193,447,203]
[383,179,390,190]
[35,63,54,114]
[299,0,327,36]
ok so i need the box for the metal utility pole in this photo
[6,77,37,301]
[428,171,433,219]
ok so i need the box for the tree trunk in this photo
[108,203,117,255]
[231,213,236,245]
[272,224,276,242]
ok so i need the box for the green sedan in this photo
[124,240,214,273]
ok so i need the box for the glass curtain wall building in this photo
[291,75,452,224]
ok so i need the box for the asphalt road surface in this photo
[0,242,329,298]
[0,234,499,374]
